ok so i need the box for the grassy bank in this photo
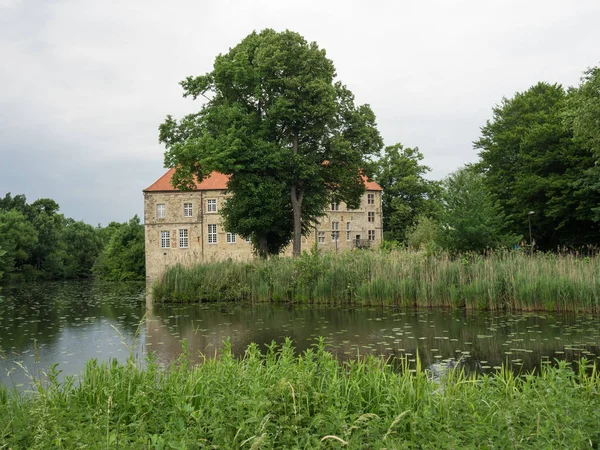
[1,340,599,448]
[152,250,600,311]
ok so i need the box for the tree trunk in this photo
[257,233,269,259]
[290,133,303,257]
[291,185,303,257]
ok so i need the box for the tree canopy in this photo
[0,192,144,281]
[375,143,440,243]
[565,66,600,157]
[437,167,520,253]
[92,215,145,281]
[475,82,600,249]
[159,29,383,257]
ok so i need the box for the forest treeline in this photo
[0,193,145,282]
[376,65,600,253]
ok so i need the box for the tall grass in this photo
[153,250,600,311]
[1,340,599,448]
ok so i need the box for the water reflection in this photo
[2,281,599,390]
[0,281,146,388]
[146,303,600,375]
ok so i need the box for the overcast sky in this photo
[1,0,598,226]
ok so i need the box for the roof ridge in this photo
[144,169,382,192]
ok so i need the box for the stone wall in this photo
[144,190,382,282]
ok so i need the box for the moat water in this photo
[1,280,599,388]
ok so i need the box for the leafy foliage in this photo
[565,66,600,157]
[1,341,599,448]
[438,167,520,253]
[475,82,600,249]
[159,29,382,257]
[0,193,142,281]
[0,245,6,282]
[93,215,145,281]
[375,143,440,243]
[406,215,439,251]
[0,209,38,276]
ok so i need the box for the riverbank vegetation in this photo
[1,340,599,448]
[0,193,145,282]
[152,249,600,311]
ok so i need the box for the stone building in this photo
[144,168,383,281]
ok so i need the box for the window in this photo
[183,203,193,217]
[367,193,375,205]
[331,221,339,241]
[160,231,170,248]
[331,201,340,211]
[208,224,217,244]
[156,204,166,219]
[245,236,251,243]
[179,229,189,248]
[346,222,351,241]
[368,230,376,241]
[368,211,375,223]
[207,199,217,212]
[226,232,237,244]
[318,231,325,243]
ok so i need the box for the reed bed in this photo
[1,340,599,448]
[153,250,600,311]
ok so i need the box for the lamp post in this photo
[528,211,535,255]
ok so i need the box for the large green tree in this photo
[0,193,28,215]
[0,194,109,280]
[93,216,145,281]
[0,209,38,275]
[375,143,440,242]
[61,219,103,278]
[27,198,66,275]
[159,29,382,257]
[438,167,519,253]
[565,66,600,157]
[564,66,600,222]
[475,82,600,249]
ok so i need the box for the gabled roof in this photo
[363,178,383,191]
[144,168,382,192]
[144,168,229,192]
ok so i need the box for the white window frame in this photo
[346,222,351,241]
[178,229,189,248]
[183,203,193,217]
[318,231,325,243]
[367,193,375,205]
[160,231,170,248]
[207,199,217,213]
[368,230,376,241]
[245,236,251,244]
[207,224,217,244]
[331,221,339,241]
[368,211,375,223]
[331,201,340,211]
[156,204,166,219]
[226,232,237,244]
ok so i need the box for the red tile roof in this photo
[145,168,382,192]
[144,168,229,191]
[363,177,383,191]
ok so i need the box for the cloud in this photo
[1,0,599,224]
